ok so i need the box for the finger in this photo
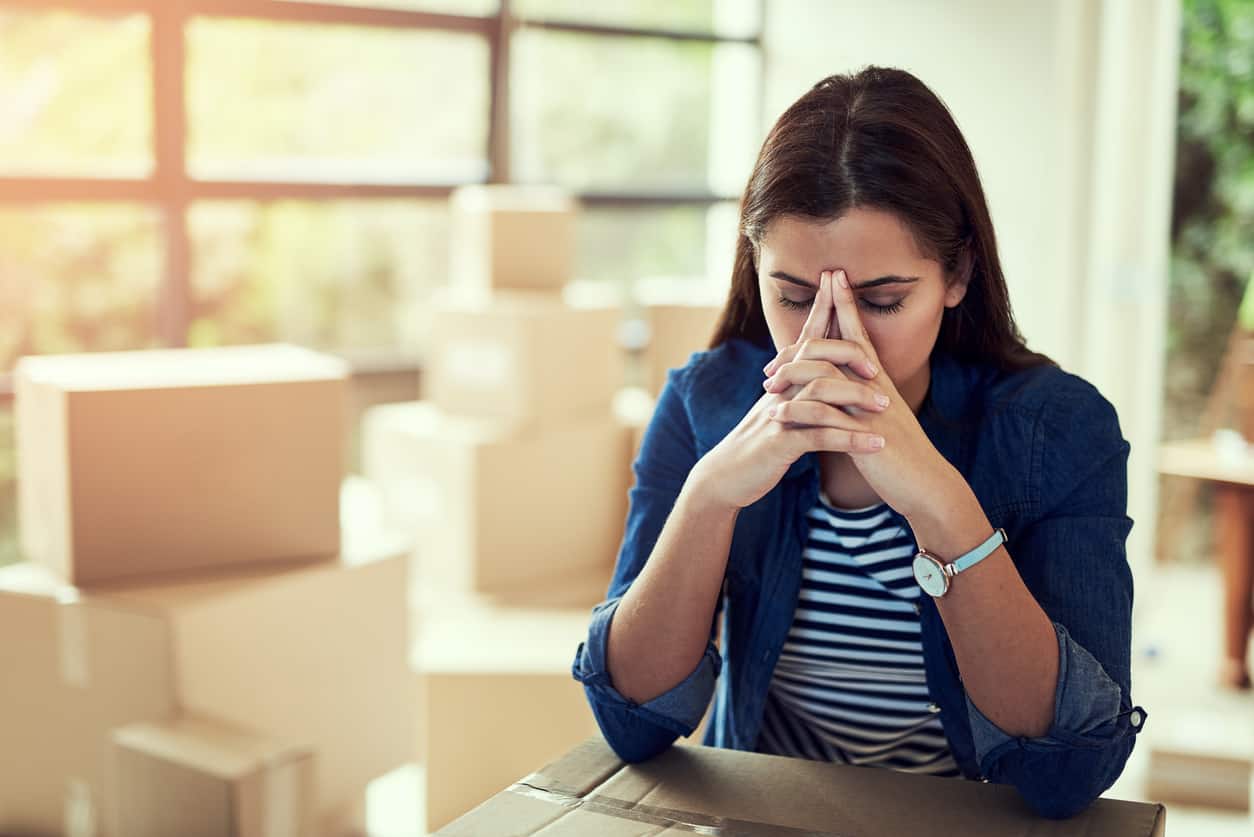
[768,398,877,430]
[785,424,886,455]
[764,336,877,379]
[831,269,881,367]
[798,270,835,344]
[765,366,888,412]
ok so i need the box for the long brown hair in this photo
[710,66,1053,372]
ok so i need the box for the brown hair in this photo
[710,66,1053,372]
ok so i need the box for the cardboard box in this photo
[612,387,655,464]
[1146,748,1251,812]
[421,291,623,426]
[0,546,412,836]
[641,303,722,396]
[0,566,177,837]
[361,401,629,598]
[111,716,315,837]
[1143,705,1253,812]
[15,344,348,585]
[413,596,604,833]
[448,184,577,294]
[438,737,1167,836]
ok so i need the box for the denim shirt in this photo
[571,337,1148,820]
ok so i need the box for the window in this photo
[0,0,764,566]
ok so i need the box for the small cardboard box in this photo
[361,401,629,598]
[413,595,604,833]
[640,303,722,396]
[111,716,315,837]
[0,545,412,835]
[15,344,348,585]
[448,184,577,295]
[438,737,1167,836]
[421,291,623,426]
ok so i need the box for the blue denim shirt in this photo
[572,337,1148,820]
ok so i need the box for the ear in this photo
[943,247,973,308]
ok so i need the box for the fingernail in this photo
[767,406,778,418]
[869,436,885,449]
[875,394,890,408]
[865,362,878,377]
[836,270,849,289]
[763,360,776,375]
[762,377,774,391]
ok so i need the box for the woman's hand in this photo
[687,272,886,513]
[761,268,962,520]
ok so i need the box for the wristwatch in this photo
[912,527,1007,598]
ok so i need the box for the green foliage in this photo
[1166,0,1254,438]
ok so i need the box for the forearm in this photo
[906,479,1060,738]
[606,469,739,705]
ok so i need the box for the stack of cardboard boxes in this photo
[362,185,638,832]
[0,344,414,836]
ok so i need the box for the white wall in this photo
[761,0,1180,572]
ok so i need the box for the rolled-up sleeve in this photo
[571,362,724,763]
[966,382,1148,819]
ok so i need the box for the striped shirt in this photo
[755,492,962,778]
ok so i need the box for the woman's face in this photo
[756,207,968,412]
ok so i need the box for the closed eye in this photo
[776,294,905,315]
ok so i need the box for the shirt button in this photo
[912,602,921,615]
[761,650,771,664]
[1129,709,1144,728]
[926,702,942,714]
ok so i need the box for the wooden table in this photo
[1158,438,1254,688]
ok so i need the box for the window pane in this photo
[0,11,152,177]
[512,30,760,193]
[576,201,737,285]
[514,0,760,37]
[187,20,490,182]
[0,204,163,372]
[188,201,448,353]
[292,0,499,14]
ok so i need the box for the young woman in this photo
[572,66,1147,819]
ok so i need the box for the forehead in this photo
[758,208,935,279]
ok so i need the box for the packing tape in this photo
[55,591,89,688]
[261,756,303,837]
[64,777,96,837]
[507,779,845,837]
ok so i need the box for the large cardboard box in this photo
[15,344,348,585]
[640,303,722,396]
[439,737,1168,836]
[413,594,605,833]
[111,716,315,837]
[421,291,623,426]
[361,401,629,598]
[448,184,577,295]
[0,547,412,836]
[0,566,177,837]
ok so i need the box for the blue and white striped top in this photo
[755,491,961,778]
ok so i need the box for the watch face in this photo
[913,554,948,597]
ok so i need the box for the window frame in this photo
[0,0,766,396]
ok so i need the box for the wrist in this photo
[905,477,992,562]
[682,464,744,521]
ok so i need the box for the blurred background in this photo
[0,0,1251,835]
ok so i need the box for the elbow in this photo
[996,734,1137,820]
[584,690,678,764]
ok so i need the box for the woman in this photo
[572,66,1147,819]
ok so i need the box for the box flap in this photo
[440,738,1167,837]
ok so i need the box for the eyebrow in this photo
[769,271,920,291]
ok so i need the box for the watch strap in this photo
[948,527,1007,576]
